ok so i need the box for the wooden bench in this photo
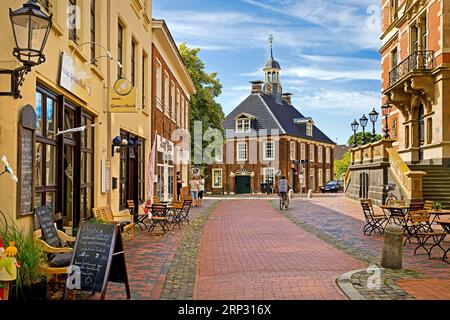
[92,206,135,240]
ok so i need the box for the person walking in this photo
[198,175,205,207]
[176,171,183,201]
[189,176,200,207]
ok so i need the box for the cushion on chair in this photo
[49,253,73,268]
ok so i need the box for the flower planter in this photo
[8,277,47,301]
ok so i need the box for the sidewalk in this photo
[287,195,450,300]
[106,200,213,300]
[194,199,366,300]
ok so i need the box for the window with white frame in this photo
[318,146,323,163]
[181,95,185,128]
[176,89,181,126]
[156,60,162,110]
[264,141,275,160]
[318,169,323,187]
[306,122,313,136]
[300,143,306,160]
[310,144,315,162]
[290,141,296,160]
[263,167,275,184]
[237,142,247,161]
[326,169,331,182]
[170,81,175,121]
[164,71,170,116]
[212,169,222,188]
[326,147,331,163]
[236,116,251,133]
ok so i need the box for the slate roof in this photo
[222,92,336,145]
[265,58,281,69]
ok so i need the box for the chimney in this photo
[250,80,264,94]
[283,93,293,105]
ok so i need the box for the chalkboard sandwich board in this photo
[64,222,130,300]
[35,206,61,248]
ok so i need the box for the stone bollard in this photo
[381,224,403,269]
[308,190,313,198]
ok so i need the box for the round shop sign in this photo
[113,78,133,96]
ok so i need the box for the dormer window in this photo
[236,114,254,133]
[306,122,313,136]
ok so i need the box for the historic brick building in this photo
[206,40,335,195]
[380,0,450,205]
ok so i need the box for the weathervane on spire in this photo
[269,34,274,59]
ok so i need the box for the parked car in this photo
[320,180,340,193]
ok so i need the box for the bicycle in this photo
[382,183,398,205]
[278,191,290,210]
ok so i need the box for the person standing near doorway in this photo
[198,175,205,207]
[189,176,200,207]
[176,171,183,201]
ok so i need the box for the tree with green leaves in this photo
[334,151,351,180]
[347,132,382,147]
[178,43,225,164]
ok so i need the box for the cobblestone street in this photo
[104,194,450,300]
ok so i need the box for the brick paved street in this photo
[287,194,450,299]
[106,200,214,300]
[194,199,366,300]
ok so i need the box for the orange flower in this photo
[4,242,18,258]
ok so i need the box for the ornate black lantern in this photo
[351,119,359,148]
[369,108,379,143]
[381,102,392,139]
[359,114,368,145]
[0,0,52,99]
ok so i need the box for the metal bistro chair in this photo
[148,204,169,234]
[179,199,193,225]
[406,210,447,258]
[361,199,388,236]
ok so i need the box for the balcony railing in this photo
[389,50,435,86]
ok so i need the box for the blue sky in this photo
[153,0,382,145]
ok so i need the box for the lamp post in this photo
[351,120,359,147]
[359,114,369,145]
[1,0,52,99]
[369,108,379,143]
[381,102,392,139]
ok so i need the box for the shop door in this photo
[235,176,251,194]
[63,144,75,233]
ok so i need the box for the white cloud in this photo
[296,89,381,115]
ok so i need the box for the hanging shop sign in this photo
[59,52,91,101]
[109,78,137,113]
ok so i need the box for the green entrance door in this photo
[235,176,251,194]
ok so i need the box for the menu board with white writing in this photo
[70,223,116,293]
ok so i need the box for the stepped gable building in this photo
[206,37,336,195]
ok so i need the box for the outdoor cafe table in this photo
[380,204,410,224]
[427,210,450,224]
[435,220,450,261]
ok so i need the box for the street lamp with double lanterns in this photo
[369,108,379,143]
[381,102,393,139]
[351,119,359,148]
[359,114,369,145]
[1,0,53,99]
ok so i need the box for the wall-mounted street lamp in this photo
[381,102,392,139]
[369,108,379,143]
[351,119,359,148]
[112,136,142,157]
[0,0,52,99]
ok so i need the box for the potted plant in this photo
[433,202,443,211]
[1,223,46,300]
